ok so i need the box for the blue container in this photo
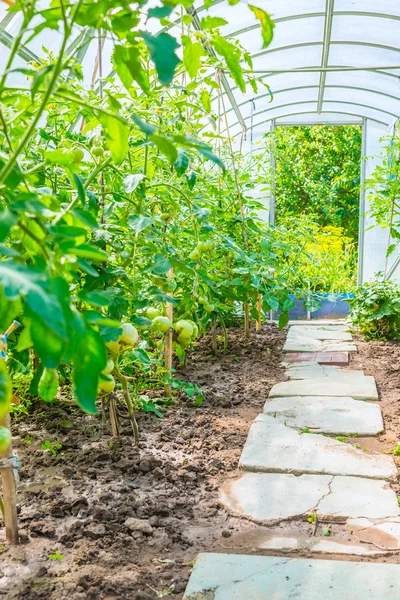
[273,293,354,321]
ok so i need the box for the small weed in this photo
[301,428,313,434]
[398,497,400,506]
[147,583,175,597]
[49,551,64,561]
[22,434,34,445]
[335,436,347,443]
[351,443,361,449]
[307,513,317,523]
[390,445,400,456]
[41,440,62,456]
[233,356,239,362]
[0,545,7,553]
[323,525,332,537]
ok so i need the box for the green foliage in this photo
[274,125,362,242]
[41,440,62,455]
[364,134,400,271]
[349,280,400,340]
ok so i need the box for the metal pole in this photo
[357,118,367,286]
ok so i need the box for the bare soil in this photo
[0,324,286,599]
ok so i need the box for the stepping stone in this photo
[255,535,388,557]
[220,473,400,524]
[183,553,400,599]
[269,376,378,401]
[263,396,383,435]
[239,415,395,478]
[284,351,349,365]
[347,517,400,550]
[289,320,349,328]
[284,338,357,352]
[288,326,353,341]
[283,362,364,380]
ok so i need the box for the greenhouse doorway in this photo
[271,122,363,318]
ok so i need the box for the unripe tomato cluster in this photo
[189,239,216,262]
[99,324,139,396]
[145,307,199,348]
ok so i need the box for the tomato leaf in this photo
[73,325,106,415]
[98,113,129,164]
[182,36,204,79]
[141,31,180,85]
[248,5,275,48]
[113,45,150,94]
[212,35,246,92]
[38,368,59,402]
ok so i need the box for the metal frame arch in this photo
[227,106,391,137]
[216,85,400,119]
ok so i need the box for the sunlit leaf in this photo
[248,5,275,48]
[141,31,180,85]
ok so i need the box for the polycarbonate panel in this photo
[335,0,400,18]
[236,16,324,57]
[322,101,393,124]
[251,44,323,72]
[328,43,400,68]
[324,88,400,118]
[277,112,363,124]
[325,71,400,97]
[194,0,326,21]
[332,15,400,50]
[229,87,320,123]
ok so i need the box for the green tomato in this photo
[177,335,191,348]
[102,359,114,375]
[92,145,105,158]
[93,135,105,147]
[162,281,176,294]
[97,374,115,396]
[106,339,121,355]
[204,303,215,313]
[150,316,171,334]
[189,248,201,262]
[160,212,172,223]
[72,148,85,164]
[146,307,162,320]
[187,320,199,340]
[119,323,139,347]
[0,426,11,453]
[198,296,207,305]
[173,319,193,340]
[198,239,214,252]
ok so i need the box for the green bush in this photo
[349,280,400,340]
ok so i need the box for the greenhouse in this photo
[1,0,400,597]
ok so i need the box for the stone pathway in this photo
[184,321,400,599]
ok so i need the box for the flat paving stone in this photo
[288,320,349,328]
[263,396,383,435]
[220,473,400,524]
[284,351,350,365]
[284,338,357,352]
[288,326,353,341]
[256,535,388,557]
[183,553,400,599]
[347,517,400,550]
[283,362,364,380]
[239,415,395,478]
[269,376,378,401]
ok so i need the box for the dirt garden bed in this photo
[0,324,286,599]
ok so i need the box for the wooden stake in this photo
[256,293,262,332]
[244,302,250,339]
[0,413,18,544]
[212,318,217,355]
[164,296,173,398]
[0,321,20,545]
[109,395,119,438]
